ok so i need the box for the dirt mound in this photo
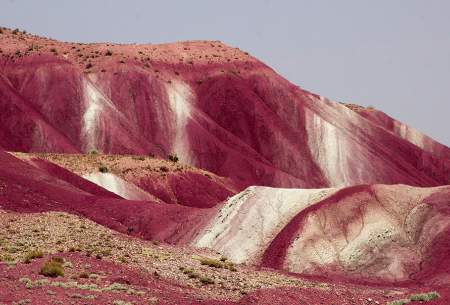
[13,152,239,207]
[195,184,450,285]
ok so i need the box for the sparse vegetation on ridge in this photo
[387,291,440,305]
[409,291,440,301]
[0,210,320,302]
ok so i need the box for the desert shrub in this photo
[100,248,112,256]
[40,259,64,277]
[199,276,215,285]
[168,154,179,163]
[196,256,237,271]
[51,256,64,263]
[28,44,40,51]
[0,254,14,262]
[387,299,410,305]
[78,272,89,279]
[182,268,199,279]
[99,166,108,173]
[89,149,98,155]
[159,166,168,172]
[199,257,223,268]
[113,301,132,305]
[410,291,440,301]
[12,28,19,34]
[8,246,19,253]
[85,62,93,69]
[187,272,199,279]
[24,249,44,263]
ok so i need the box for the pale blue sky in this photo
[1,0,449,145]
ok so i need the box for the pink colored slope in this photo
[1,33,449,188]
[261,184,450,286]
[355,107,450,160]
[1,149,450,292]
[0,150,213,244]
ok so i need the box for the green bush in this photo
[199,276,214,285]
[199,257,223,268]
[388,291,441,305]
[410,291,440,301]
[51,257,64,264]
[197,256,237,271]
[387,299,410,305]
[181,268,200,279]
[24,250,44,263]
[40,259,64,277]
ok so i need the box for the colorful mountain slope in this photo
[1,27,449,188]
[195,184,450,286]
[1,27,450,304]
